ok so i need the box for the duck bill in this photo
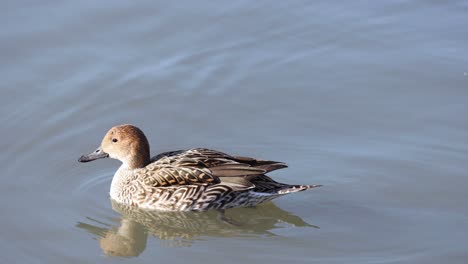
[78,146,109,162]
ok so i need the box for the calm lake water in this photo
[1,1,468,263]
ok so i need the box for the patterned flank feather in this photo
[115,148,320,211]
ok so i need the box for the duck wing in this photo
[151,148,287,178]
[135,163,220,187]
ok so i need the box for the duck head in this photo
[78,124,150,169]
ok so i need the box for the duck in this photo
[78,124,321,211]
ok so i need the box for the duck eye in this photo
[112,138,118,143]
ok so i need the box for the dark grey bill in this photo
[78,147,109,162]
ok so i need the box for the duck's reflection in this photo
[77,200,318,257]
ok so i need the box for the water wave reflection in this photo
[77,200,318,257]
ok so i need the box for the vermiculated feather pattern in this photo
[110,148,320,211]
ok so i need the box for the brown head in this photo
[78,124,150,169]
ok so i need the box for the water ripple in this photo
[73,169,113,195]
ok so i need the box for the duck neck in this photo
[127,156,149,170]
[125,150,150,170]
[110,165,135,201]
